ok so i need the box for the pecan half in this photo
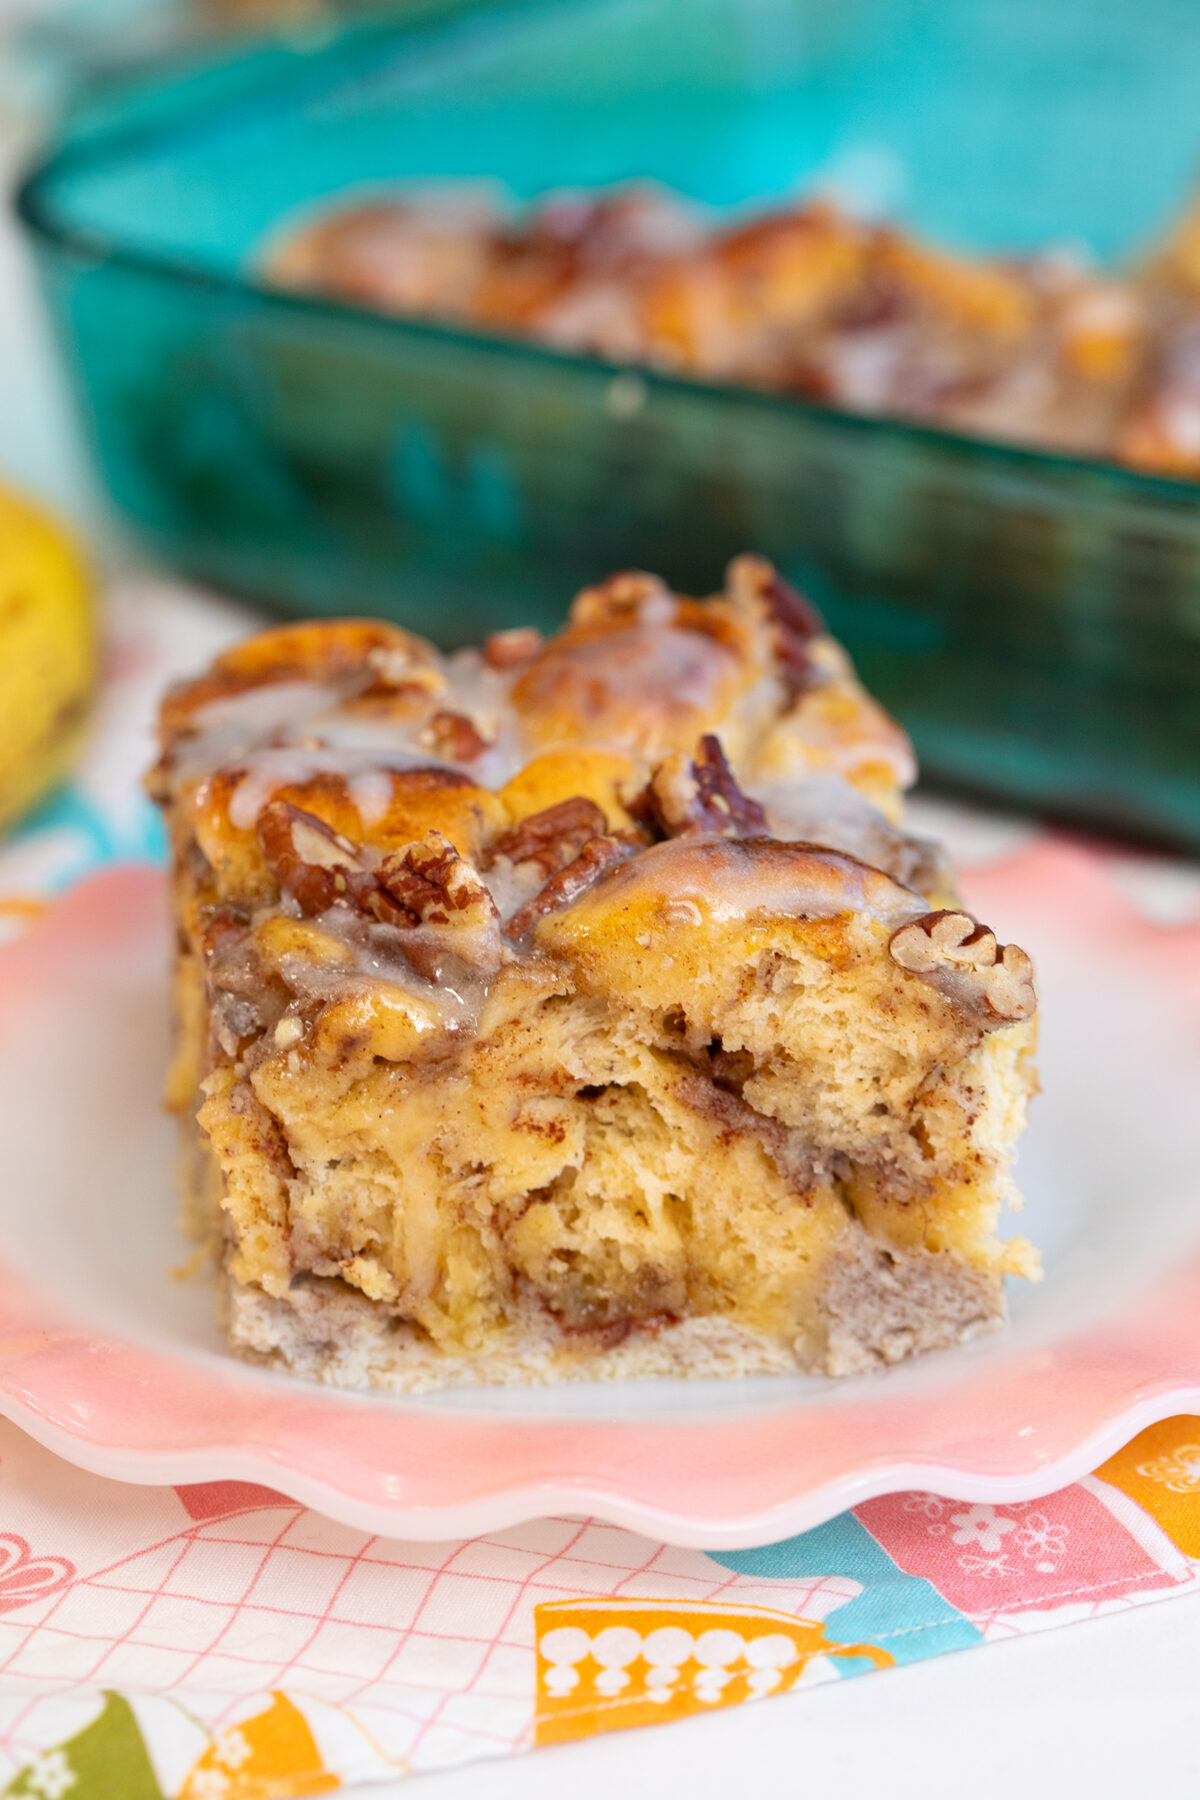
[728,553,825,700]
[419,709,492,761]
[889,909,1036,1024]
[257,801,375,916]
[629,734,768,839]
[505,835,634,940]
[488,796,610,875]
[484,625,543,671]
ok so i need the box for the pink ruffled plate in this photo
[1,843,1198,1549]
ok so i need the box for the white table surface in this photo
[2,97,1197,1799]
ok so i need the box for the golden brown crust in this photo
[161,619,439,738]
[157,557,916,858]
[511,573,758,757]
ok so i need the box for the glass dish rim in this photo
[16,2,1200,508]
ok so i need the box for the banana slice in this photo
[0,485,95,833]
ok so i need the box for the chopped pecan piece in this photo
[889,909,1037,1024]
[375,832,497,926]
[505,835,634,940]
[488,796,610,875]
[629,734,768,840]
[259,805,503,982]
[257,801,375,916]
[373,832,502,979]
[484,626,544,671]
[420,709,492,761]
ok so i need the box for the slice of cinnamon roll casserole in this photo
[149,557,1038,1390]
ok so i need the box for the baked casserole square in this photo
[150,557,1038,1389]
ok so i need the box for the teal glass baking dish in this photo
[18,0,1200,848]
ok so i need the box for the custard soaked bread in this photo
[150,558,1038,1390]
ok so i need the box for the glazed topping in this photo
[226,749,462,833]
[155,560,911,825]
[748,771,951,897]
[155,559,1035,1052]
[555,833,933,933]
[511,596,749,756]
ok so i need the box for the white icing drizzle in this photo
[436,649,526,787]
[226,747,446,832]
[179,648,532,830]
[176,612,921,920]
[270,905,486,1030]
[480,857,547,923]
[750,772,903,862]
[175,680,339,782]
[441,648,514,726]
[590,836,926,930]
[596,624,735,711]
[347,766,398,829]
[191,678,336,738]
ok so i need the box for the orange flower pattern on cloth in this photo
[1095,1417,1200,1558]
[178,1696,338,1800]
[534,1598,892,1746]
